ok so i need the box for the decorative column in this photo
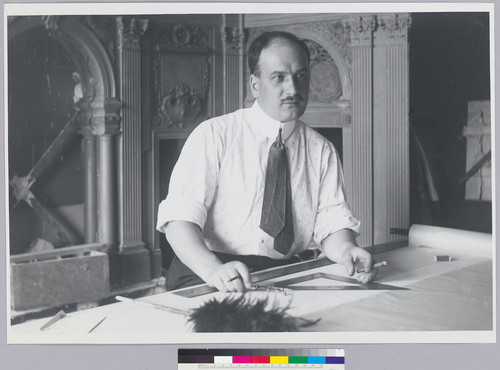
[78,122,98,243]
[76,95,121,250]
[116,16,155,285]
[97,130,119,247]
[221,15,246,113]
[373,14,411,243]
[347,16,376,247]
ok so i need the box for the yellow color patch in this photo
[270,356,288,363]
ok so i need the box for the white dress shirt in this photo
[156,101,360,259]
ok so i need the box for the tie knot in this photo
[276,128,283,144]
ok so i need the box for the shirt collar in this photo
[250,101,296,141]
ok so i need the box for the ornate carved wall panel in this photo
[152,23,212,133]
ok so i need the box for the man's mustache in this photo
[281,96,304,104]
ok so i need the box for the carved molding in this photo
[221,26,247,52]
[78,97,122,136]
[117,16,149,50]
[157,23,209,50]
[346,15,376,46]
[153,48,161,117]
[155,84,202,128]
[343,114,352,126]
[305,39,342,103]
[378,14,412,44]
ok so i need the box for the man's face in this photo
[250,39,310,122]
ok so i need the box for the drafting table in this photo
[9,225,494,343]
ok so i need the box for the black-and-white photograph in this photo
[5,2,495,345]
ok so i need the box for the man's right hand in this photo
[165,221,253,293]
[207,261,252,292]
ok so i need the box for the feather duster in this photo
[188,295,320,332]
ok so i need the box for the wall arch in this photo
[8,16,116,105]
[8,16,120,246]
[283,24,352,100]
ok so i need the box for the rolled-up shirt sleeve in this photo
[156,121,222,233]
[313,144,361,246]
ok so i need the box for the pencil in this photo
[115,296,188,316]
[88,316,107,333]
[40,310,66,331]
[356,261,387,274]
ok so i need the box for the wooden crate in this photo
[11,251,109,311]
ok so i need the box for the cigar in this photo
[356,261,387,273]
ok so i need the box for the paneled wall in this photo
[8,13,410,293]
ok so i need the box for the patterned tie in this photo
[260,128,294,254]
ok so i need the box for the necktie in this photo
[260,128,294,254]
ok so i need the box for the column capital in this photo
[378,13,412,45]
[117,16,149,50]
[346,15,376,46]
[221,26,247,54]
[76,97,122,136]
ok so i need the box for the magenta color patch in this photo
[233,356,252,363]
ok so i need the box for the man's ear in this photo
[249,74,259,99]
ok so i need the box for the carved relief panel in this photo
[304,39,343,103]
[152,23,211,131]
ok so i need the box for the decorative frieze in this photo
[157,23,209,50]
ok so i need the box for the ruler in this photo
[272,272,408,291]
[173,240,407,298]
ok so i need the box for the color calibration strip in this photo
[178,356,344,364]
[178,349,344,368]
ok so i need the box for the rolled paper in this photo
[408,224,492,257]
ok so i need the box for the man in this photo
[157,31,377,292]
